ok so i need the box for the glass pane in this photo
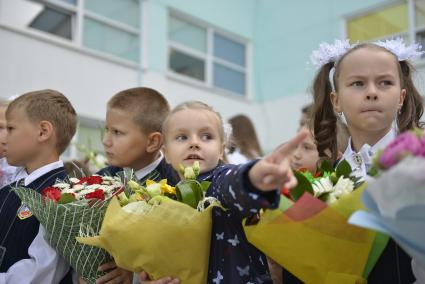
[416,0,425,28]
[78,125,104,154]
[83,17,139,62]
[29,6,72,39]
[169,49,205,81]
[213,63,245,95]
[347,3,408,41]
[214,33,245,66]
[59,0,77,4]
[0,0,73,40]
[169,16,206,52]
[85,0,139,28]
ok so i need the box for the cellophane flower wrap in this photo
[244,160,387,284]
[77,162,219,284]
[349,128,425,271]
[12,174,125,283]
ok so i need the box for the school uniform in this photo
[345,128,414,283]
[196,161,279,284]
[0,161,72,283]
[283,128,414,283]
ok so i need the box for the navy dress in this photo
[196,161,279,284]
[0,167,73,283]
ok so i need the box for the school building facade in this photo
[0,0,424,157]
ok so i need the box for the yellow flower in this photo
[146,179,176,196]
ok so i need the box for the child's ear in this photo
[146,132,162,153]
[399,88,407,106]
[330,91,342,113]
[38,120,54,142]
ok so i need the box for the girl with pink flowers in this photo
[309,38,424,284]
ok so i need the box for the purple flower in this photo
[419,133,425,157]
[379,131,423,168]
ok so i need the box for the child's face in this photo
[0,106,7,158]
[332,47,406,135]
[163,108,224,175]
[291,129,319,173]
[102,108,151,170]
[6,107,40,166]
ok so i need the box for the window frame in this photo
[344,0,425,47]
[167,9,251,99]
[0,0,141,65]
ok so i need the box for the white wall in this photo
[142,70,310,153]
[0,25,139,121]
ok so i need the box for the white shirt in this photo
[0,160,72,284]
[125,152,164,181]
[227,149,250,165]
[342,128,396,181]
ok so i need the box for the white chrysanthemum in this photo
[61,188,76,194]
[312,177,334,196]
[72,184,84,191]
[375,38,423,61]
[310,39,352,69]
[332,176,354,199]
[69,177,80,184]
[101,176,114,182]
[54,183,70,189]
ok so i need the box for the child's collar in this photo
[126,152,164,181]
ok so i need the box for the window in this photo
[0,0,76,40]
[347,3,408,42]
[83,0,139,61]
[347,0,425,56]
[0,0,140,63]
[168,13,249,96]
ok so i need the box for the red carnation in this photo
[85,189,105,200]
[77,175,103,185]
[41,187,62,202]
[280,187,292,199]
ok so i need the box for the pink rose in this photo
[379,131,423,169]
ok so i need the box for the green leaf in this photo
[58,193,76,204]
[317,192,330,203]
[318,160,333,173]
[176,182,197,208]
[336,159,352,178]
[200,181,211,193]
[290,171,314,201]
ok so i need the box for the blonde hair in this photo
[6,89,77,154]
[163,101,225,142]
[108,87,170,134]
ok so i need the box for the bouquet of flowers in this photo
[349,128,425,273]
[12,174,125,283]
[77,162,217,283]
[244,160,386,284]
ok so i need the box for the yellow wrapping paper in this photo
[77,197,214,283]
[244,183,375,284]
